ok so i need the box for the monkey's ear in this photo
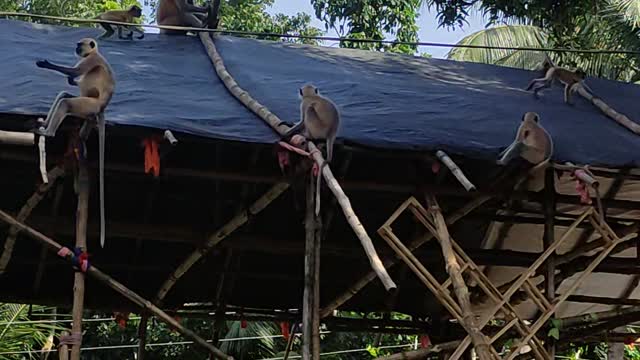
[533,114,539,123]
[314,87,319,94]
[299,88,303,96]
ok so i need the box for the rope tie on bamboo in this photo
[569,165,605,225]
[143,137,161,177]
[58,332,82,347]
[57,246,90,272]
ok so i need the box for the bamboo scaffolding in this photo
[137,313,149,360]
[376,340,462,360]
[0,166,65,274]
[424,194,492,360]
[0,130,34,146]
[154,182,289,304]
[0,209,233,360]
[320,195,492,318]
[198,32,395,291]
[436,151,476,191]
[302,175,321,360]
[59,331,69,360]
[542,168,556,358]
[577,86,640,135]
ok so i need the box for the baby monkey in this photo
[526,66,592,105]
[96,5,145,40]
[497,112,553,166]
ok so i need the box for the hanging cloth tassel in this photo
[143,137,160,177]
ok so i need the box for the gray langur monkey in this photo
[95,5,144,40]
[497,112,553,167]
[35,38,114,248]
[285,84,340,215]
[156,0,220,35]
[526,66,593,105]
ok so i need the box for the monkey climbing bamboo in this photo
[198,32,396,292]
[154,182,290,304]
[0,208,233,360]
[0,166,64,274]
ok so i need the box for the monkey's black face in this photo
[131,5,143,17]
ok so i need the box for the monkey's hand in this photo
[36,59,53,69]
[67,76,78,86]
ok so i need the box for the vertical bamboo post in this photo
[59,331,69,360]
[70,158,89,360]
[543,167,556,358]
[303,175,321,360]
[137,313,149,360]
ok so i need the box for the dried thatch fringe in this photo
[0,209,233,360]
[198,32,396,291]
[154,182,290,304]
[0,166,65,274]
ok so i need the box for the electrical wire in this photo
[1,12,640,55]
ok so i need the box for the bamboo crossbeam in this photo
[0,209,233,360]
[0,130,34,146]
[154,182,289,304]
[376,340,461,360]
[198,32,395,291]
[320,195,491,318]
[302,175,321,360]
[0,166,65,274]
[567,295,640,306]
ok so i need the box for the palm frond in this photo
[608,0,640,29]
[447,25,548,69]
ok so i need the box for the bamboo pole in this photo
[0,209,233,360]
[542,167,556,358]
[425,194,492,360]
[198,32,396,292]
[0,130,34,146]
[577,86,640,135]
[558,305,640,329]
[0,166,65,274]
[59,331,69,360]
[320,195,492,318]
[436,151,476,191]
[154,182,289,304]
[70,159,89,360]
[137,313,149,360]
[302,175,321,360]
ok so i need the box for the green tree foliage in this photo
[310,0,422,54]
[0,304,62,359]
[0,0,143,21]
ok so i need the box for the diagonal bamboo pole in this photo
[0,208,233,360]
[198,32,396,291]
[320,195,492,318]
[577,87,640,135]
[0,166,65,274]
[154,182,290,304]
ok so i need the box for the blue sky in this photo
[144,1,487,58]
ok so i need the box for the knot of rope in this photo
[58,332,82,347]
[143,137,160,177]
[570,168,594,205]
[57,247,90,272]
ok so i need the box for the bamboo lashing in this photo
[0,130,34,146]
[198,32,396,292]
[0,208,233,360]
[436,151,476,191]
[0,166,65,274]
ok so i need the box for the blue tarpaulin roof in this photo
[1,19,640,167]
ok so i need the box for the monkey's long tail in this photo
[99,114,106,248]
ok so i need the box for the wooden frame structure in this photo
[378,194,631,359]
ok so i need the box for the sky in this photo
[145,1,487,59]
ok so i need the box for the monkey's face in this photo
[575,69,586,79]
[130,5,143,17]
[299,84,318,98]
[76,38,97,57]
[522,112,540,124]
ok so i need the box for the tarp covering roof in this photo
[2,19,640,166]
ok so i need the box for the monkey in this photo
[284,84,340,215]
[156,0,219,35]
[526,66,593,105]
[35,38,114,248]
[497,112,553,166]
[95,5,145,40]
